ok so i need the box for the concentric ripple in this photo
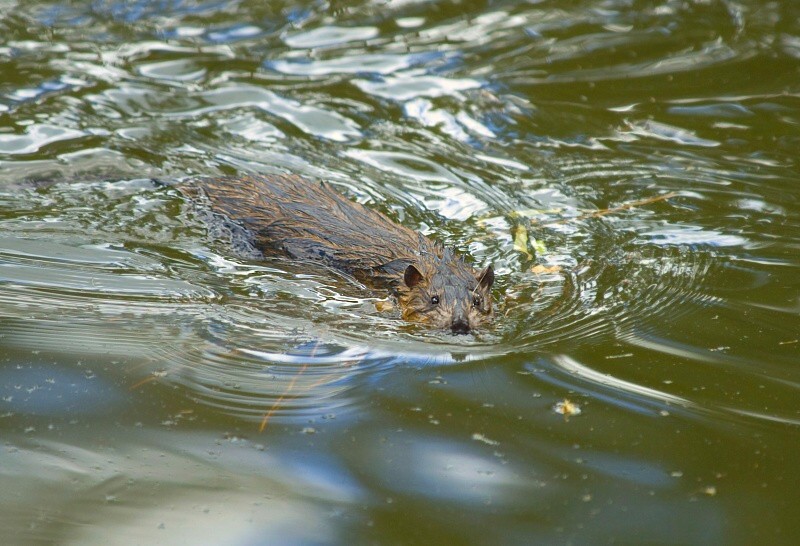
[500,212,721,352]
[1,168,724,426]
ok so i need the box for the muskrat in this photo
[179,174,494,334]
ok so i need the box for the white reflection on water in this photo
[267,53,417,76]
[1,433,363,545]
[551,354,693,410]
[353,74,481,101]
[0,124,89,155]
[640,225,749,247]
[283,25,379,48]
[166,85,363,142]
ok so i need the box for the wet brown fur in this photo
[179,174,494,334]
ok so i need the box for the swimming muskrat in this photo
[179,174,494,334]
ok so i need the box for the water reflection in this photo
[2,431,364,544]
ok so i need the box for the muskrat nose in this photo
[451,319,471,335]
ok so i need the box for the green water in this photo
[1,0,799,544]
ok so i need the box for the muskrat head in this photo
[398,260,495,335]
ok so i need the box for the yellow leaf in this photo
[531,265,562,274]
[512,224,532,259]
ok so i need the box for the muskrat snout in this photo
[451,319,471,335]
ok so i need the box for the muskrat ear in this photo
[477,265,494,290]
[404,264,424,288]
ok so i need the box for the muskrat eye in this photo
[472,295,482,308]
[430,295,440,305]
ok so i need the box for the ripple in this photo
[167,85,363,142]
[346,149,461,185]
[1,177,507,427]
[137,58,207,82]
[266,52,427,76]
[283,25,379,49]
[548,354,695,413]
[206,24,265,44]
[3,76,88,110]
[1,3,799,541]
[500,186,722,354]
[621,120,720,148]
[0,124,90,155]
[130,298,506,426]
[0,235,214,299]
[353,75,482,101]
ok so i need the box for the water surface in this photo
[2,0,799,544]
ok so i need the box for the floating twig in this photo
[534,192,679,226]
[259,360,310,432]
[259,340,324,432]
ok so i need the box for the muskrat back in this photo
[181,174,494,334]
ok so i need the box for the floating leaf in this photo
[531,264,562,274]
[553,399,581,419]
[512,224,532,259]
[531,236,547,255]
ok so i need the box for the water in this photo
[1,0,799,543]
